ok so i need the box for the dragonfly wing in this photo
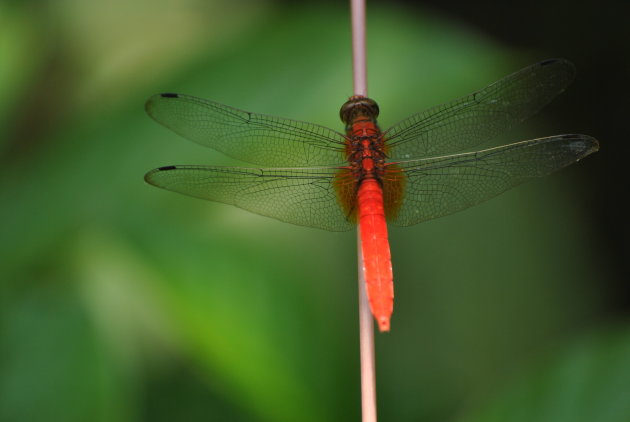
[144,165,354,232]
[388,134,598,227]
[385,59,576,159]
[146,94,347,166]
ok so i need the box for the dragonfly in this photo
[144,58,598,332]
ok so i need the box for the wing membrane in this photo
[146,94,347,166]
[388,134,598,226]
[144,165,354,231]
[385,59,576,159]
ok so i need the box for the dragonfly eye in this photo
[340,96,380,125]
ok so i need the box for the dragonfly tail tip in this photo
[377,316,390,332]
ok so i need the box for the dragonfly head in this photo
[340,96,379,126]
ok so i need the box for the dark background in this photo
[410,0,630,310]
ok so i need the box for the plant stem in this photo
[351,0,368,97]
[351,0,377,421]
[358,230,377,422]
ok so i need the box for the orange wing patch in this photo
[382,163,406,221]
[334,167,359,223]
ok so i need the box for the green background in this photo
[1,1,627,421]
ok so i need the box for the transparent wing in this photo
[387,134,599,226]
[144,165,354,231]
[146,94,347,166]
[384,59,576,159]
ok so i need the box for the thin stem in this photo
[351,0,368,97]
[358,229,377,422]
[351,0,377,421]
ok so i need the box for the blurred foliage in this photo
[0,1,624,422]
[458,328,630,422]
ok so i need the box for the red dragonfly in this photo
[145,59,598,331]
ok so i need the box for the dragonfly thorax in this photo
[345,126,387,183]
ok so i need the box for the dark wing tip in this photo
[144,166,178,185]
[575,134,600,155]
[540,58,561,66]
[588,136,600,153]
[560,134,600,159]
[536,58,576,89]
[539,57,573,67]
[541,57,575,73]
[145,93,181,115]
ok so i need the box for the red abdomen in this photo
[357,178,393,331]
